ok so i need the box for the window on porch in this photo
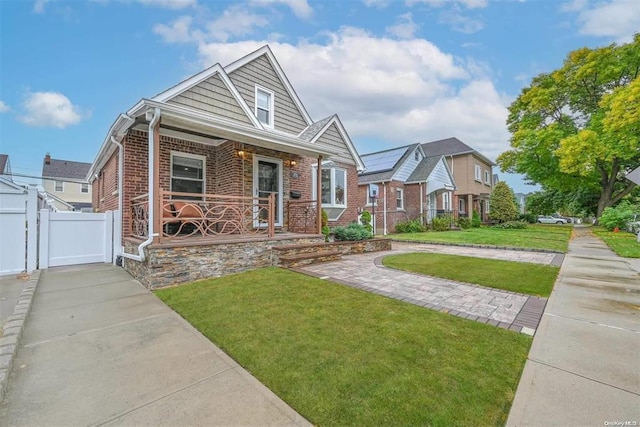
[313,166,347,220]
[170,152,205,199]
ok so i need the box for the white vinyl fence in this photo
[39,210,113,268]
[0,182,37,276]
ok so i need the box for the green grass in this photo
[383,253,559,297]
[389,224,572,253]
[156,268,531,427]
[591,227,640,258]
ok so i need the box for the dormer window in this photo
[255,86,274,128]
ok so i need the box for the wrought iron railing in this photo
[287,199,319,234]
[129,191,275,240]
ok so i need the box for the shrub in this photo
[333,223,373,241]
[360,210,372,232]
[599,201,635,231]
[321,209,330,241]
[431,215,452,232]
[456,216,471,229]
[490,182,519,223]
[395,219,426,233]
[472,210,481,228]
[492,221,528,229]
[518,213,537,224]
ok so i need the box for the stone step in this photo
[273,242,333,255]
[277,250,342,268]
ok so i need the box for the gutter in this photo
[120,107,161,262]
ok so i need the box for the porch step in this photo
[277,250,342,268]
[273,242,343,268]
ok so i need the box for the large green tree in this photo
[498,35,640,218]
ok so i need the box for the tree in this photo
[490,182,518,223]
[498,35,640,218]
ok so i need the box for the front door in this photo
[253,156,283,227]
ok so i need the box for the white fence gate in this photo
[39,210,114,268]
[0,181,37,276]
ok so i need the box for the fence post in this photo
[39,209,50,269]
[26,185,38,272]
[105,210,113,263]
[112,209,121,264]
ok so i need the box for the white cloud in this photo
[439,9,484,33]
[136,0,196,8]
[363,0,391,7]
[386,13,419,39]
[568,0,640,43]
[192,28,511,160]
[249,0,313,19]
[33,0,53,13]
[406,0,487,9]
[0,101,10,113]
[20,91,85,129]
[153,16,193,43]
[206,5,269,42]
[560,0,588,12]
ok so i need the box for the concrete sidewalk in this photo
[507,227,640,426]
[0,264,310,426]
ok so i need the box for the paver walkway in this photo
[0,264,310,426]
[299,242,556,333]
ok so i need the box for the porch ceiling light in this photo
[290,159,297,167]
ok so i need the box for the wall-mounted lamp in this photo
[236,149,245,159]
[289,159,297,167]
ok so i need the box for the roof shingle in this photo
[42,158,92,181]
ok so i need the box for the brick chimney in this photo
[44,153,51,165]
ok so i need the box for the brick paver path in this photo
[298,243,559,334]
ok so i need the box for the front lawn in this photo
[383,253,559,297]
[591,227,640,258]
[156,268,531,427]
[389,224,572,253]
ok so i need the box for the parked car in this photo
[537,215,568,224]
[627,214,640,234]
[551,213,572,223]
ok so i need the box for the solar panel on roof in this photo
[362,147,407,172]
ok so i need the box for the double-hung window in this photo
[443,191,451,211]
[54,180,63,192]
[81,183,89,193]
[484,170,490,185]
[312,166,347,220]
[255,86,274,128]
[396,188,404,210]
[474,165,482,182]
[170,152,205,199]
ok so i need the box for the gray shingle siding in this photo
[229,55,308,135]
[429,159,452,185]
[314,123,356,166]
[393,147,421,181]
[167,74,252,125]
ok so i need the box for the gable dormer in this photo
[226,46,312,136]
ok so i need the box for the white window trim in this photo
[484,170,490,185]
[255,85,275,129]
[170,151,206,198]
[458,198,466,213]
[81,183,89,193]
[443,191,451,211]
[474,165,482,182]
[54,180,64,192]
[396,188,404,210]
[312,166,347,208]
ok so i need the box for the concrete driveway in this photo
[0,264,309,426]
[507,227,640,426]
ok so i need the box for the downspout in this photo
[110,136,124,263]
[419,182,423,225]
[121,107,161,262]
[383,182,387,235]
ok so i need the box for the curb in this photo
[0,270,41,401]
[390,239,564,254]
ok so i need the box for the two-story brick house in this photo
[422,137,495,222]
[87,45,364,288]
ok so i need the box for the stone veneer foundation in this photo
[123,235,326,289]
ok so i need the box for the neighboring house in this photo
[514,192,527,214]
[42,154,92,211]
[39,190,75,212]
[422,137,495,222]
[0,154,12,181]
[358,144,455,233]
[88,45,364,288]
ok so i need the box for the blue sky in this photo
[1,0,638,193]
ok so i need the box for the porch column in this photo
[152,118,161,243]
[467,194,473,219]
[316,155,322,234]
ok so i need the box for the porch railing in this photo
[130,191,275,240]
[286,199,319,234]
